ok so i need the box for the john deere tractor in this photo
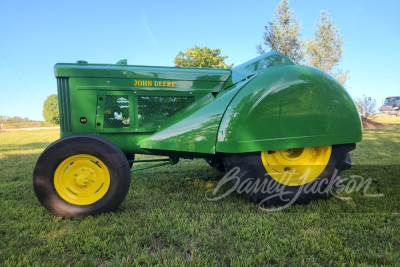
[33,52,362,217]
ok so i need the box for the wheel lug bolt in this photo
[91,172,93,174]
[75,178,77,180]
[81,186,83,188]
[85,177,87,179]
[75,174,78,176]
[84,185,87,187]
[82,168,85,171]
[92,180,94,182]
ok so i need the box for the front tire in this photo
[33,134,131,217]
[125,153,135,168]
[222,144,355,207]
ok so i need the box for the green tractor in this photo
[33,52,362,217]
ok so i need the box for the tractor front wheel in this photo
[33,134,131,217]
[125,153,135,168]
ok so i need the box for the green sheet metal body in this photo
[216,65,362,153]
[55,52,362,157]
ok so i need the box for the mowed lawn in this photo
[374,116,400,124]
[0,127,399,266]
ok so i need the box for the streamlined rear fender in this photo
[216,65,362,153]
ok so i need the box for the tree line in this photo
[2,94,60,125]
[0,115,31,124]
[175,0,348,86]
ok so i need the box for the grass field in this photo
[373,115,400,124]
[0,128,399,266]
[1,121,55,129]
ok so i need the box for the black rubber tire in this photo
[204,158,225,172]
[33,134,131,217]
[222,144,355,207]
[125,153,135,168]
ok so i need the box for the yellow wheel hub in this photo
[261,146,332,186]
[54,154,110,205]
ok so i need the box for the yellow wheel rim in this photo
[54,154,110,205]
[261,146,332,186]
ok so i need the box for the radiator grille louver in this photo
[57,77,72,132]
[104,95,130,128]
[138,96,194,128]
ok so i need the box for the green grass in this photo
[373,116,400,124]
[1,128,399,266]
[1,121,56,129]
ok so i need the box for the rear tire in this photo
[222,144,355,207]
[33,134,131,217]
[204,158,225,172]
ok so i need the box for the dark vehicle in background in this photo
[379,96,400,116]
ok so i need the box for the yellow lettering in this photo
[134,80,176,87]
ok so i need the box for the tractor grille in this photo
[57,77,72,132]
[104,95,130,128]
[138,96,194,128]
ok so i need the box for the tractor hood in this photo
[54,52,294,92]
[54,60,231,83]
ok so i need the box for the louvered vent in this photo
[57,77,72,132]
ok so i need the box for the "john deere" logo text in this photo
[133,80,176,87]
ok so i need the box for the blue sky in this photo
[0,0,399,121]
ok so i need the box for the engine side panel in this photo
[138,80,249,154]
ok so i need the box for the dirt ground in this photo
[362,116,392,129]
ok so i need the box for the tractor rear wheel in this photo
[204,158,225,172]
[33,134,131,217]
[222,144,355,207]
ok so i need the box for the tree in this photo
[256,0,304,64]
[10,116,23,123]
[0,115,10,123]
[43,94,59,124]
[305,11,349,86]
[354,101,364,115]
[174,46,233,68]
[356,95,377,118]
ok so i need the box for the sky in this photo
[0,0,399,121]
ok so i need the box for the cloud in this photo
[142,9,158,49]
